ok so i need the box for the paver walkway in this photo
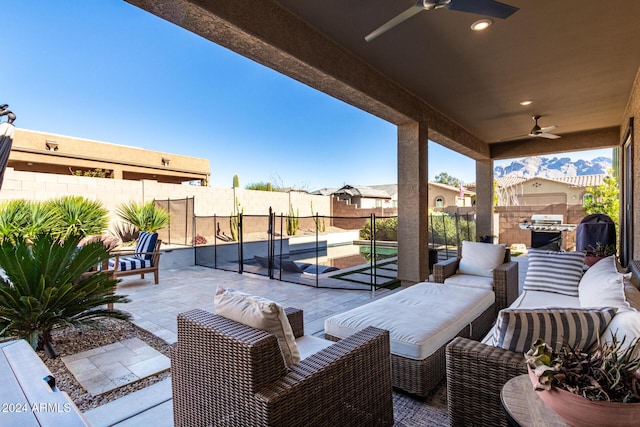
[62,338,170,396]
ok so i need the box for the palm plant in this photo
[0,233,130,357]
[116,201,170,233]
[47,196,109,239]
[0,199,30,242]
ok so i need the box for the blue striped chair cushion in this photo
[135,232,158,261]
[523,249,586,296]
[493,307,617,353]
[110,256,152,271]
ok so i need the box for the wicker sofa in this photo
[446,254,640,427]
[171,307,394,427]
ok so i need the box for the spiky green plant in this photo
[287,204,300,236]
[0,200,59,243]
[310,202,325,232]
[47,196,109,239]
[0,233,130,357]
[230,199,243,242]
[116,201,170,233]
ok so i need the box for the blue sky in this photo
[4,1,611,189]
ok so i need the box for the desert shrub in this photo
[428,212,475,245]
[360,217,398,241]
[46,196,109,239]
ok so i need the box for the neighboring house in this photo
[331,185,392,209]
[428,182,474,209]
[10,128,210,185]
[492,174,606,206]
[317,183,474,209]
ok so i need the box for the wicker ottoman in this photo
[324,282,495,397]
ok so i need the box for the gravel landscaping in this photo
[37,318,171,412]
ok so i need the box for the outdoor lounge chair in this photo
[433,242,519,313]
[108,231,163,284]
[171,307,394,427]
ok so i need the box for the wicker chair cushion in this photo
[325,282,494,360]
[523,249,586,296]
[579,255,634,312]
[458,241,506,277]
[214,286,300,366]
[493,307,617,353]
[444,274,494,290]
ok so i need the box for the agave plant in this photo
[0,233,130,357]
[116,201,170,233]
[47,196,109,239]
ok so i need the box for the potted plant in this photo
[525,336,640,426]
[584,242,617,267]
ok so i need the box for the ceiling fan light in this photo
[470,19,492,31]
[520,100,533,106]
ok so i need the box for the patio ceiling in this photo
[127,0,640,160]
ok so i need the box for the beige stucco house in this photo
[10,128,210,185]
[492,174,606,206]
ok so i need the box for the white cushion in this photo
[214,286,300,366]
[458,241,506,277]
[324,282,494,360]
[599,311,640,359]
[523,249,586,296]
[625,280,640,311]
[444,274,494,290]
[295,335,333,360]
[493,307,617,353]
[579,255,633,312]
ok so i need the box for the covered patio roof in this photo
[125,0,640,282]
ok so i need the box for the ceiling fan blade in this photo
[445,0,519,19]
[365,3,425,42]
[539,125,557,133]
[537,132,561,139]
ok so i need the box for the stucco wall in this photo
[0,168,330,229]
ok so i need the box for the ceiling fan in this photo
[365,0,519,42]
[501,115,561,141]
[526,115,561,139]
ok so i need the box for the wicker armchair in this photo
[433,247,519,312]
[446,337,526,427]
[171,308,394,427]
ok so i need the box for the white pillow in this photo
[579,256,633,312]
[214,286,300,366]
[458,241,506,277]
[523,249,585,296]
[598,311,640,359]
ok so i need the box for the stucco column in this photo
[475,159,494,241]
[397,121,429,285]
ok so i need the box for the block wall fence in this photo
[0,168,331,229]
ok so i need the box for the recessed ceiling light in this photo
[470,19,492,31]
[519,100,533,106]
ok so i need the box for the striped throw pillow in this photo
[493,307,617,353]
[523,249,586,296]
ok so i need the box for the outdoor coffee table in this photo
[501,374,568,427]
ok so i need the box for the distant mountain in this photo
[494,156,612,179]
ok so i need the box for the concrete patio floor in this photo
[84,257,529,426]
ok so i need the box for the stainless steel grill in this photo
[518,214,577,250]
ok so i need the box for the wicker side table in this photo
[500,375,568,427]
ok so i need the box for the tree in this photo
[583,171,620,230]
[434,172,462,187]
